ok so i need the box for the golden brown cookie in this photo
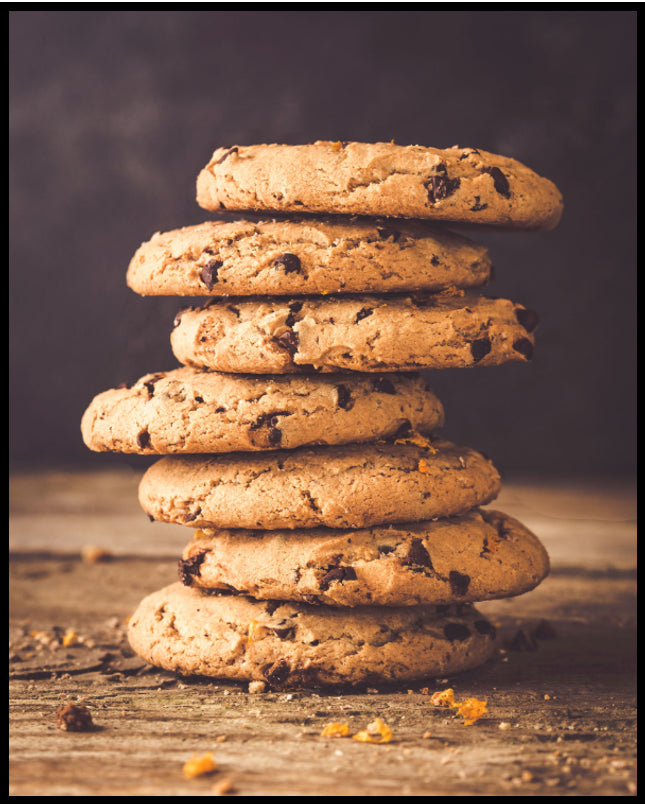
[127,582,498,688]
[138,438,501,530]
[179,509,549,607]
[196,141,563,230]
[126,218,492,297]
[170,292,538,374]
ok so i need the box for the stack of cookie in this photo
[81,141,561,689]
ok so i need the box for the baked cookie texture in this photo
[180,509,549,607]
[126,218,493,297]
[196,141,563,231]
[126,582,497,687]
[80,368,444,454]
[138,439,501,530]
[170,292,538,374]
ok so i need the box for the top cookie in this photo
[196,141,563,230]
[126,218,492,297]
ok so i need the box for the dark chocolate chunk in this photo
[262,659,291,685]
[335,384,354,411]
[426,175,461,203]
[319,566,358,591]
[56,703,94,732]
[268,427,282,446]
[136,429,150,449]
[177,551,207,586]
[470,196,488,211]
[430,255,441,266]
[355,307,373,323]
[470,338,492,362]
[200,258,223,290]
[377,545,395,555]
[513,337,534,359]
[515,307,540,333]
[443,622,472,642]
[403,539,433,569]
[507,628,538,651]
[448,570,471,596]
[183,507,202,523]
[271,624,295,641]
[275,329,299,356]
[482,166,511,198]
[272,253,302,274]
[474,619,496,638]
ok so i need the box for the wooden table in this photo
[9,468,637,798]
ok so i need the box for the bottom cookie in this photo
[127,582,497,688]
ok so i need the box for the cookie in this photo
[179,509,549,607]
[127,582,497,687]
[138,438,501,530]
[171,292,538,374]
[81,367,444,454]
[126,218,493,297]
[196,141,563,231]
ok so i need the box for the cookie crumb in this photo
[498,722,512,731]
[248,680,266,694]
[183,752,218,779]
[456,697,488,726]
[353,717,393,744]
[55,702,94,732]
[211,778,236,795]
[321,722,350,738]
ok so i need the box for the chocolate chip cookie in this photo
[138,438,501,530]
[179,509,549,607]
[81,367,444,454]
[126,218,492,297]
[196,141,563,230]
[170,292,538,374]
[127,582,497,687]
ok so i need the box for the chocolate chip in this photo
[173,307,192,328]
[426,175,461,203]
[470,337,492,362]
[268,427,282,446]
[271,624,295,641]
[430,255,441,266]
[482,166,511,198]
[183,507,202,523]
[178,552,207,586]
[513,338,533,359]
[319,566,357,591]
[470,196,488,211]
[335,384,354,410]
[373,377,396,394]
[515,307,540,333]
[56,703,94,732]
[459,148,480,160]
[507,628,538,651]
[448,570,471,596]
[136,429,150,449]
[275,329,299,357]
[355,307,373,323]
[143,373,164,397]
[378,545,395,554]
[262,660,291,685]
[376,224,401,242]
[443,622,471,642]
[273,253,302,274]
[200,258,223,290]
[215,146,238,164]
[403,539,433,569]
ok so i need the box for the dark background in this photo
[9,8,636,479]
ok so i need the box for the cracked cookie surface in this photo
[138,438,501,530]
[80,368,444,454]
[179,509,549,607]
[127,582,497,687]
[126,218,492,297]
[171,292,538,374]
[196,141,563,230]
